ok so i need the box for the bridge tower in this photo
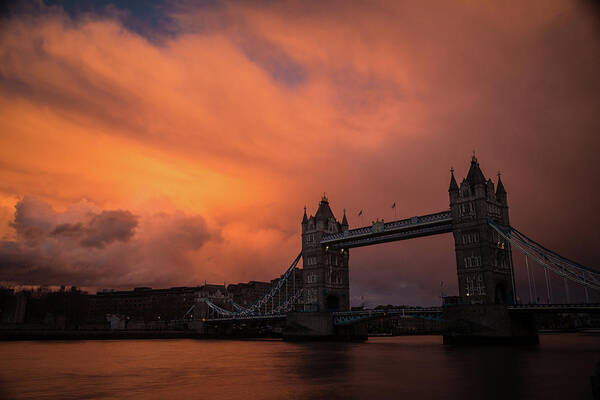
[301,195,350,312]
[449,155,515,305]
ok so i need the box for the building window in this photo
[329,255,339,266]
[459,202,475,217]
[333,272,343,285]
[304,256,318,266]
[305,234,317,243]
[487,203,501,216]
[464,256,482,268]
[462,231,480,245]
[305,288,318,304]
[465,274,486,296]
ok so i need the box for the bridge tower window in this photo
[305,234,316,243]
[304,256,317,266]
[464,256,482,268]
[462,232,479,245]
[476,274,486,295]
[459,202,475,216]
[306,273,318,283]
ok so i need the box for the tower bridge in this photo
[198,156,600,343]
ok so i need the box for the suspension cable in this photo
[525,256,533,303]
[488,219,600,291]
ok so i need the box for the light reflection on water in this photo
[0,334,598,400]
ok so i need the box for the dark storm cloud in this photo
[51,222,85,237]
[80,210,138,248]
[0,198,218,288]
[0,0,189,39]
[10,196,56,243]
[12,197,138,248]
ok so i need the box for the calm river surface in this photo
[0,334,598,400]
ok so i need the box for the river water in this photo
[0,334,598,400]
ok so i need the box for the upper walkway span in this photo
[320,210,452,249]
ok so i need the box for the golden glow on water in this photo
[0,334,598,400]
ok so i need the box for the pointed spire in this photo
[496,171,506,195]
[302,205,308,224]
[341,208,349,229]
[315,195,334,221]
[466,153,486,184]
[449,167,458,191]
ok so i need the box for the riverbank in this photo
[0,329,291,341]
[2,328,596,341]
[0,329,202,341]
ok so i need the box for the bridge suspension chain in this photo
[229,299,248,313]
[203,288,304,319]
[199,252,303,319]
[488,220,600,292]
[203,299,235,316]
[272,288,303,314]
[236,252,302,316]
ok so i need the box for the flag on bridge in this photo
[358,210,363,216]
[391,202,396,209]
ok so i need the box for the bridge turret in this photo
[496,173,507,205]
[341,209,349,231]
[449,167,459,202]
[449,156,515,306]
[301,206,308,231]
[466,155,486,183]
[466,155,487,198]
[314,194,335,230]
[301,195,350,313]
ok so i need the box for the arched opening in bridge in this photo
[495,282,508,305]
[326,294,340,311]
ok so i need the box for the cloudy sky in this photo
[0,0,599,305]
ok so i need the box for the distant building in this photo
[88,284,228,322]
[0,272,303,329]
[227,281,271,307]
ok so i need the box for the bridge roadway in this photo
[203,303,600,324]
[320,210,453,249]
[506,303,600,313]
[333,304,600,325]
[332,307,443,325]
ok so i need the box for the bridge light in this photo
[325,246,329,251]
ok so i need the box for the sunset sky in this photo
[1,0,599,305]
